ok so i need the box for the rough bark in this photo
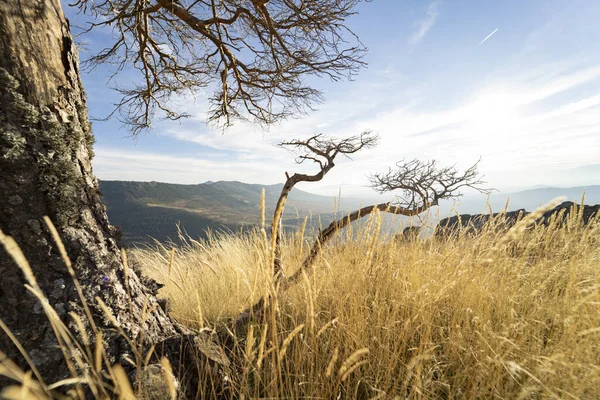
[0,0,229,392]
[272,172,327,283]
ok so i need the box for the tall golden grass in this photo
[1,200,599,398]
[135,201,600,399]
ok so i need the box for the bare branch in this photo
[72,0,368,134]
[369,158,488,210]
[236,200,426,329]
[279,131,379,175]
[234,156,487,328]
[270,159,486,308]
[230,131,379,329]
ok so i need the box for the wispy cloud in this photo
[94,147,282,184]
[370,65,600,187]
[409,1,440,45]
[94,61,600,195]
[479,28,498,46]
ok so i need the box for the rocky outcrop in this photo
[435,209,528,237]
[434,202,600,237]
[537,201,600,226]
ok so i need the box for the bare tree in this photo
[73,0,367,133]
[236,157,486,327]
[234,131,378,328]
[271,132,379,280]
[369,159,485,210]
[285,159,486,283]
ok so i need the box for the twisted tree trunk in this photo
[0,0,228,392]
[236,202,431,329]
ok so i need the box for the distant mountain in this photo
[99,180,364,245]
[100,179,600,245]
[452,185,600,215]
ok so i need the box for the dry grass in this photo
[132,203,600,399]
[1,202,599,399]
[0,219,177,400]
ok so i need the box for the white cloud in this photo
[516,65,600,105]
[93,147,282,184]
[93,56,600,197]
[409,1,440,45]
[324,63,600,191]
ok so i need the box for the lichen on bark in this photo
[1,66,86,226]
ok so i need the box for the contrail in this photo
[479,28,498,46]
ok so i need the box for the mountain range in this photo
[99,180,600,245]
[99,180,364,245]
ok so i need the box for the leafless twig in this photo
[72,0,367,134]
[369,158,488,209]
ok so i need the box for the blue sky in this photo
[65,0,600,198]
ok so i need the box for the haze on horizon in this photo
[68,0,600,198]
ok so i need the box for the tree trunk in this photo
[0,0,229,391]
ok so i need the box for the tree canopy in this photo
[74,0,367,134]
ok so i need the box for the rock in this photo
[137,363,179,400]
[434,202,600,237]
[8,195,23,205]
[538,201,600,226]
[156,334,235,397]
[435,209,528,237]
[395,226,422,241]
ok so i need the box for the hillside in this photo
[100,180,600,245]
[99,180,363,245]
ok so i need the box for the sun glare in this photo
[464,91,521,134]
